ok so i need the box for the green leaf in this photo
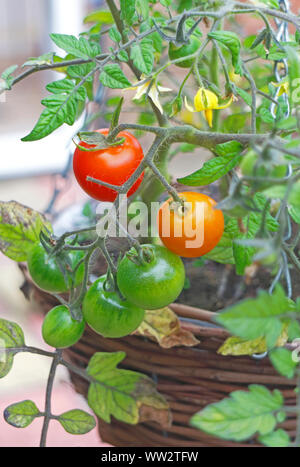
[67,62,96,81]
[191,385,283,442]
[58,409,96,435]
[0,319,25,378]
[269,348,298,379]
[22,79,87,141]
[22,53,54,67]
[109,26,122,43]
[214,141,243,157]
[0,65,18,92]
[259,429,290,447]
[204,233,235,265]
[120,0,136,26]
[288,319,300,341]
[177,153,241,186]
[139,21,163,54]
[4,400,40,428]
[117,50,129,62]
[22,108,64,141]
[130,39,154,74]
[109,96,124,133]
[0,201,52,262]
[223,113,248,133]
[106,96,122,107]
[50,34,101,59]
[235,87,252,106]
[208,31,242,75]
[67,62,96,100]
[87,352,170,425]
[84,10,113,24]
[225,192,278,274]
[136,0,150,20]
[99,64,131,89]
[216,286,296,349]
[46,78,75,94]
[259,107,274,124]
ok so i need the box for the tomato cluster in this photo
[26,132,225,349]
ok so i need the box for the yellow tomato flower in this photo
[185,87,234,127]
[272,81,289,97]
[127,74,172,114]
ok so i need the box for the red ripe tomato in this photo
[73,129,144,202]
[157,191,224,258]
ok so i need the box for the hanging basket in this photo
[20,264,297,447]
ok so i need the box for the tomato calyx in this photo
[126,245,155,266]
[74,131,125,152]
[103,269,117,293]
[168,197,191,218]
[68,304,83,322]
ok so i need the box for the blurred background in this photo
[0,0,299,447]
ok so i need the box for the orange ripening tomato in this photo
[73,129,144,202]
[157,191,224,258]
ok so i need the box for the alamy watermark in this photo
[95,195,205,249]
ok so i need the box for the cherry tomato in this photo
[240,150,287,188]
[117,244,185,310]
[27,243,85,293]
[73,129,144,202]
[157,192,224,258]
[168,36,201,68]
[82,275,144,338]
[42,305,85,348]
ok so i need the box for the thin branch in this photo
[40,350,62,447]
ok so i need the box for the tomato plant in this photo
[1,0,300,450]
[117,244,185,310]
[42,305,85,348]
[73,129,144,202]
[83,275,144,338]
[157,192,224,258]
[27,243,85,293]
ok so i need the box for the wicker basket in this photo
[20,265,297,447]
[66,303,297,447]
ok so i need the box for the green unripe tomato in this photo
[168,36,201,68]
[117,244,185,310]
[42,305,85,348]
[240,150,287,182]
[27,243,85,293]
[83,276,145,338]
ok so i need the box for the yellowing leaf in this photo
[218,324,288,356]
[87,352,171,426]
[0,201,52,262]
[135,307,199,348]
